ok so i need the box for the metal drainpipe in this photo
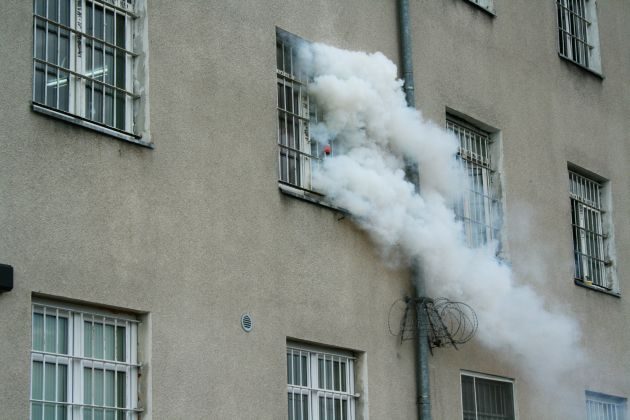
[397,0,432,419]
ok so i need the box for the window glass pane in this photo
[105,370,115,413]
[32,360,44,400]
[44,362,56,400]
[57,317,68,354]
[44,314,57,353]
[57,364,68,420]
[115,14,126,48]
[104,324,115,360]
[117,371,126,408]
[60,0,70,25]
[93,323,104,359]
[116,326,126,362]
[105,10,115,44]
[34,0,45,15]
[48,0,59,21]
[33,313,44,351]
[46,28,58,65]
[35,19,46,60]
[287,393,293,420]
[461,375,476,419]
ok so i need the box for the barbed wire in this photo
[388,296,478,350]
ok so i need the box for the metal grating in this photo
[287,346,356,420]
[447,119,500,248]
[462,374,515,420]
[586,392,627,420]
[30,303,139,419]
[276,30,326,193]
[557,0,593,68]
[569,171,610,288]
[33,0,138,133]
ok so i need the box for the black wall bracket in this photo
[0,264,13,293]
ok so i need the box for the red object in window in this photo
[323,145,332,155]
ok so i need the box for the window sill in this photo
[32,103,154,149]
[464,0,496,16]
[278,182,349,215]
[558,54,604,80]
[574,279,620,298]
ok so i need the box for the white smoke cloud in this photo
[300,43,583,385]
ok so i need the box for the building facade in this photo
[1,0,628,419]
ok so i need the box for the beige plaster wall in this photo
[0,1,628,419]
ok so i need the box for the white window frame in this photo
[556,0,602,74]
[30,299,140,420]
[447,117,502,249]
[568,169,616,293]
[32,0,149,145]
[586,391,627,420]
[460,371,516,420]
[287,343,357,420]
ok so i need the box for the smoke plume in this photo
[299,43,583,385]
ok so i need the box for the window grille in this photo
[287,345,356,420]
[30,301,140,420]
[461,373,515,420]
[465,0,495,13]
[33,0,139,134]
[569,171,612,289]
[586,391,627,420]
[276,30,325,193]
[447,118,500,248]
[556,0,600,71]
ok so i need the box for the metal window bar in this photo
[586,398,626,420]
[32,0,137,133]
[276,35,325,192]
[557,0,593,66]
[31,304,139,420]
[287,347,356,420]
[446,120,499,248]
[462,375,514,420]
[569,171,608,288]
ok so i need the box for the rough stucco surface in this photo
[0,1,628,419]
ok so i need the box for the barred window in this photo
[461,373,515,420]
[569,170,615,291]
[276,29,326,195]
[556,0,602,73]
[32,0,145,140]
[586,391,627,420]
[447,118,501,248]
[464,0,495,14]
[287,344,356,420]
[30,300,140,420]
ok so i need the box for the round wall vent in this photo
[241,312,253,332]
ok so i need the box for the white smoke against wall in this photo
[299,43,583,385]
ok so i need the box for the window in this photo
[287,344,356,420]
[32,0,147,141]
[276,29,325,195]
[461,373,515,420]
[556,0,602,73]
[30,300,140,419]
[569,170,616,292]
[586,391,627,420]
[464,0,495,14]
[447,118,501,248]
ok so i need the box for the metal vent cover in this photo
[241,312,253,332]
